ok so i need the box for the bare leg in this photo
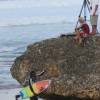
[74,30,81,43]
[79,38,82,44]
[91,25,97,34]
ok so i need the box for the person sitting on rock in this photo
[74,17,90,44]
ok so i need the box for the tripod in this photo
[76,0,90,28]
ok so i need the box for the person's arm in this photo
[22,78,29,86]
[93,4,98,15]
[89,0,92,10]
[36,70,46,76]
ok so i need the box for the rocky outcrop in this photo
[10,34,100,100]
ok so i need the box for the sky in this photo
[0,0,82,9]
[0,0,90,26]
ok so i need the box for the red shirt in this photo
[80,23,90,34]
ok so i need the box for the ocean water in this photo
[0,0,78,89]
[0,22,76,89]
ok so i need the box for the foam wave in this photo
[0,16,75,27]
[0,45,25,53]
[0,47,17,52]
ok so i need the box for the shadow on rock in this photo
[40,94,93,100]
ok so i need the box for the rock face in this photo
[10,35,100,100]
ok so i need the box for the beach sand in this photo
[0,88,27,100]
[0,88,36,100]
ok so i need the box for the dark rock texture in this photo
[10,35,100,100]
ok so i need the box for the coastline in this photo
[0,88,43,100]
[0,88,25,100]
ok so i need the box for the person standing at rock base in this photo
[90,0,99,34]
[29,70,45,100]
[29,71,38,100]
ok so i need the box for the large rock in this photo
[10,35,100,100]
